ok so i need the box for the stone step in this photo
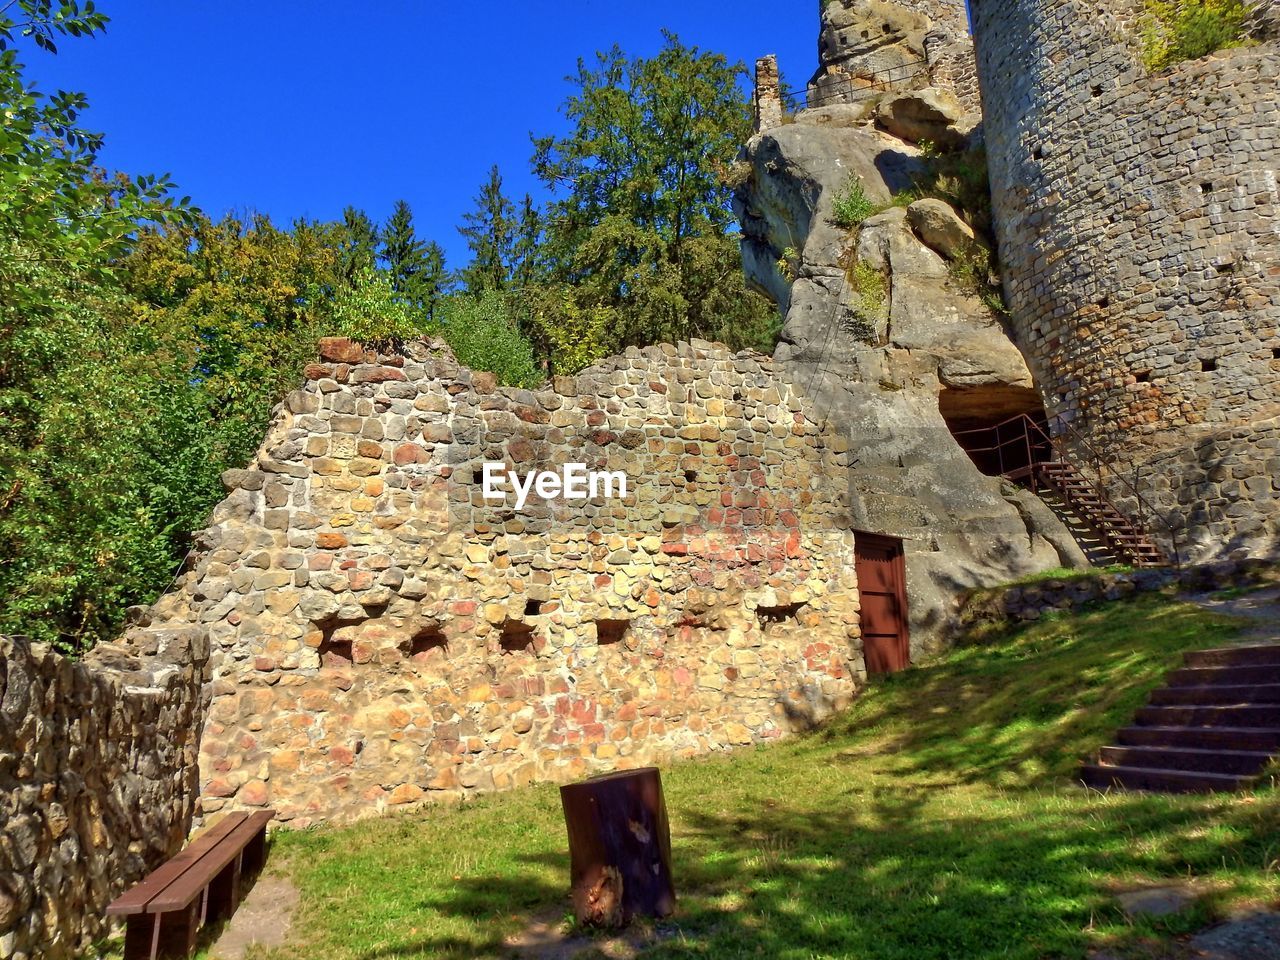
[1080,764,1256,793]
[1116,725,1280,752]
[1135,704,1280,727]
[1168,665,1280,686]
[1184,644,1280,668]
[1097,745,1274,775]
[1149,683,1280,706]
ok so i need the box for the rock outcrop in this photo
[875,88,971,149]
[734,102,1086,652]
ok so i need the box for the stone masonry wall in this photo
[0,627,210,960]
[808,0,973,107]
[1123,415,1280,563]
[156,338,863,826]
[969,0,1280,560]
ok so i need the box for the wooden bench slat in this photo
[106,813,248,917]
[146,811,274,914]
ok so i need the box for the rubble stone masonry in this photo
[969,0,1280,561]
[169,338,864,826]
[0,628,210,960]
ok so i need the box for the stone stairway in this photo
[1082,642,1280,792]
[1035,461,1167,568]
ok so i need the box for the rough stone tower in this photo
[969,0,1280,562]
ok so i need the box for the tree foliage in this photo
[457,165,517,294]
[0,13,780,649]
[524,32,777,367]
[437,292,541,389]
[1140,0,1250,69]
[381,199,452,318]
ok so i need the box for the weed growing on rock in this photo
[843,259,887,342]
[831,173,878,228]
[946,239,1007,315]
[1140,0,1250,70]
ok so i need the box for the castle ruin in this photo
[5,1,1279,956]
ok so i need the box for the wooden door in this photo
[855,532,910,675]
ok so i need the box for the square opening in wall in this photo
[500,621,535,653]
[1201,358,1218,372]
[472,468,484,484]
[523,598,543,617]
[595,619,630,645]
[1272,347,1280,359]
[684,469,697,484]
[405,626,447,661]
[1135,370,1152,384]
[1201,182,1213,195]
[757,603,805,630]
[318,636,353,668]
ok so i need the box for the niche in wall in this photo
[499,620,536,653]
[757,603,805,630]
[595,619,631,645]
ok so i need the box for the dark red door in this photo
[855,532,910,675]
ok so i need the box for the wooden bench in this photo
[107,810,274,960]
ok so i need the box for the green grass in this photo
[147,596,1280,960]
[1000,564,1136,587]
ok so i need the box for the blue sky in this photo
[23,1,814,267]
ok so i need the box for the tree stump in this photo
[559,767,676,928]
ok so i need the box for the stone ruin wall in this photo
[807,0,980,115]
[969,0,1280,563]
[154,338,864,827]
[0,627,210,960]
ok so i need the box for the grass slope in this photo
[208,596,1280,959]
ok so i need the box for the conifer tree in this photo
[336,206,379,284]
[457,165,516,294]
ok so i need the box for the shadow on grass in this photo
[290,596,1276,960]
[349,789,1279,960]
[806,596,1247,787]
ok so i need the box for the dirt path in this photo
[1187,584,1280,643]
[207,873,299,960]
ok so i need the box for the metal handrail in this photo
[793,58,930,111]
[950,412,1180,567]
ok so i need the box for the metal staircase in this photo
[950,413,1173,569]
[1032,460,1167,568]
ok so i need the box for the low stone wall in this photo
[956,559,1279,630]
[0,627,210,960]
[156,338,864,826]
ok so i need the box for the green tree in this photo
[336,206,379,284]
[380,200,452,318]
[511,194,545,290]
[123,213,342,469]
[529,32,777,357]
[437,291,541,388]
[457,165,516,294]
[0,2,207,651]
[418,239,452,322]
